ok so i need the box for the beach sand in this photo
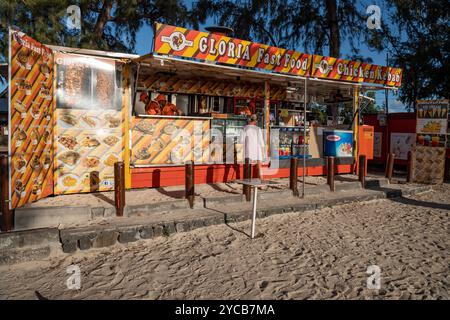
[0,184,448,300]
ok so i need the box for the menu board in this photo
[55,53,122,110]
[54,53,123,194]
[413,100,448,183]
[8,30,54,209]
[54,109,123,194]
[131,117,210,166]
[416,100,448,135]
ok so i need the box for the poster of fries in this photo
[8,30,54,209]
[54,109,123,194]
[131,117,210,166]
[416,100,448,135]
[54,53,124,194]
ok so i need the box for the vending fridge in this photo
[270,126,310,159]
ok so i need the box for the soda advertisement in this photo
[54,53,124,194]
[131,117,210,166]
[8,30,54,209]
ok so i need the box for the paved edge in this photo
[0,184,434,265]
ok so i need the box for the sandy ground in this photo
[1,184,448,300]
[23,174,384,208]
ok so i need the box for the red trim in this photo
[130,163,352,188]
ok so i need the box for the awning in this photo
[133,54,396,99]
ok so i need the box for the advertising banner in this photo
[413,100,448,183]
[390,133,415,160]
[311,55,403,87]
[416,100,448,135]
[131,117,210,166]
[153,23,311,77]
[54,53,124,194]
[9,30,54,209]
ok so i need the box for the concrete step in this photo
[14,206,92,231]
[0,228,61,265]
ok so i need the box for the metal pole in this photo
[302,78,307,197]
[251,186,258,239]
[114,162,125,217]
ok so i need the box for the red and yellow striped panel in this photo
[385,67,403,87]
[311,55,402,87]
[140,75,286,100]
[153,23,311,77]
[131,117,210,166]
[54,109,124,195]
[9,31,54,209]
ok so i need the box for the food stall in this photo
[6,24,403,209]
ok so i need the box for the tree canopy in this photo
[0,0,205,61]
[1,0,448,109]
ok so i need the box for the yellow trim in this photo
[122,64,132,189]
[353,86,360,171]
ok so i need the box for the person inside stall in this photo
[237,100,253,116]
[140,92,161,115]
[155,93,182,116]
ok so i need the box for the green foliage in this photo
[0,0,200,61]
[368,0,449,111]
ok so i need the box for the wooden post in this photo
[185,161,195,209]
[289,157,299,196]
[243,157,251,201]
[406,151,413,183]
[0,155,13,231]
[358,154,366,189]
[114,162,125,217]
[327,156,335,192]
[386,152,395,183]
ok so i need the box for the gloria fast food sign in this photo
[311,55,402,87]
[153,23,311,76]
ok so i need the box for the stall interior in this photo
[130,54,377,167]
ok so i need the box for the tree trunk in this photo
[93,0,113,39]
[325,0,340,57]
